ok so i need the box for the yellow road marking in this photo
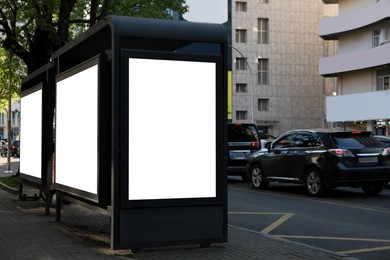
[229,212,295,234]
[261,213,295,234]
[277,235,390,243]
[277,235,390,254]
[339,245,390,254]
[229,212,390,255]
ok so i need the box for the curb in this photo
[0,180,19,195]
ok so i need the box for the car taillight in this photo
[382,148,390,156]
[250,142,260,148]
[329,149,355,157]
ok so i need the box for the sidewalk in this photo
[0,156,20,177]
[0,160,357,259]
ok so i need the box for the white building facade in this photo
[319,0,390,135]
[231,0,330,136]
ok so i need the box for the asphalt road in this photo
[228,177,390,260]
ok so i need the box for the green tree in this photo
[0,0,187,74]
[0,48,24,110]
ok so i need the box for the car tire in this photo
[304,168,325,196]
[249,164,269,189]
[361,183,384,195]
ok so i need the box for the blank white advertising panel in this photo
[56,64,98,195]
[128,58,216,200]
[20,88,42,179]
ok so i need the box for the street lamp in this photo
[229,45,254,123]
[5,60,13,174]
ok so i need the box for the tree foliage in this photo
[0,48,24,110]
[0,0,187,74]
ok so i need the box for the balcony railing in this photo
[327,90,390,122]
[319,0,390,39]
[319,42,390,76]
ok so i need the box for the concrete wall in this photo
[232,0,328,136]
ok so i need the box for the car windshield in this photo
[332,132,382,148]
[228,124,259,142]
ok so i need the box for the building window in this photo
[236,83,247,93]
[373,29,380,47]
[258,18,269,44]
[377,76,390,91]
[236,57,247,70]
[236,29,247,43]
[236,1,247,12]
[258,99,269,111]
[236,111,247,120]
[258,58,269,84]
[377,70,390,91]
[257,126,270,135]
[259,0,269,3]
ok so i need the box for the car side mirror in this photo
[265,141,272,151]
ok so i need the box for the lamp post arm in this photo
[228,45,254,123]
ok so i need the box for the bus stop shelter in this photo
[20,15,228,250]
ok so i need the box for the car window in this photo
[228,124,259,142]
[375,137,390,146]
[273,134,295,149]
[332,133,382,148]
[291,133,321,148]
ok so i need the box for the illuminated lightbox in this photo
[128,58,217,200]
[20,88,42,179]
[56,63,98,195]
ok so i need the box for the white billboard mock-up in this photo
[128,58,216,200]
[20,88,42,179]
[56,63,98,195]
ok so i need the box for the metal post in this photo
[5,54,13,174]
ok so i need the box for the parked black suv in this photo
[228,123,260,180]
[247,129,390,196]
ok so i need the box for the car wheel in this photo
[249,164,269,189]
[361,183,384,195]
[304,168,325,196]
